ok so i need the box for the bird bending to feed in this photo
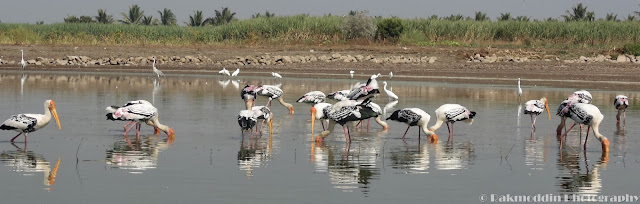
[517,78,522,100]
[297,91,326,104]
[310,102,332,136]
[241,85,258,110]
[219,68,230,76]
[254,85,294,114]
[20,50,26,69]
[557,90,593,136]
[106,102,174,138]
[523,97,551,129]
[152,57,165,78]
[557,101,609,153]
[106,100,157,133]
[349,70,354,78]
[614,95,629,124]
[252,106,273,134]
[231,68,240,77]
[1,100,61,143]
[272,72,282,79]
[429,104,476,141]
[382,81,398,101]
[386,108,437,142]
[238,110,257,137]
[316,99,388,143]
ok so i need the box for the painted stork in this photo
[614,95,629,124]
[219,67,231,76]
[106,100,156,133]
[523,97,551,129]
[238,110,257,137]
[429,104,476,141]
[517,78,522,101]
[310,102,332,136]
[254,85,294,114]
[346,75,380,101]
[252,106,273,134]
[557,90,593,136]
[297,91,326,104]
[567,90,592,104]
[315,99,388,143]
[382,81,398,101]
[386,108,438,142]
[106,102,174,138]
[557,101,609,153]
[152,57,165,78]
[241,85,258,110]
[20,50,26,69]
[272,72,282,79]
[327,90,350,101]
[1,100,61,143]
[231,68,240,77]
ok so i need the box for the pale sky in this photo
[1,0,639,24]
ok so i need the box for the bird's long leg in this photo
[24,133,27,143]
[342,125,349,143]
[367,119,370,132]
[402,125,411,139]
[125,123,136,136]
[418,127,421,141]
[448,123,454,141]
[532,114,538,129]
[346,125,351,144]
[562,123,577,138]
[530,114,533,128]
[10,133,23,142]
[259,119,265,135]
[266,98,273,107]
[123,121,134,131]
[321,120,325,131]
[136,123,141,140]
[584,125,591,150]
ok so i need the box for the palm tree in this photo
[514,16,530,22]
[186,10,206,26]
[474,11,489,21]
[120,4,144,24]
[158,8,176,26]
[142,16,159,25]
[442,14,464,21]
[627,14,636,22]
[498,13,511,21]
[605,13,618,21]
[562,3,592,21]
[209,7,236,26]
[95,9,114,24]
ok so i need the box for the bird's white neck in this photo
[374,115,388,130]
[319,120,337,138]
[42,102,53,124]
[151,116,171,135]
[421,122,436,136]
[429,119,444,132]
[21,50,24,59]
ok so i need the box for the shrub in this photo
[340,10,375,40]
[623,44,640,56]
[376,17,404,42]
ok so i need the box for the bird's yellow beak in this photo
[310,107,316,136]
[545,100,551,120]
[49,101,61,130]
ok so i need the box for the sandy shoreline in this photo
[0,44,638,91]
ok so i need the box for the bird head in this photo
[47,100,61,130]
[167,128,175,138]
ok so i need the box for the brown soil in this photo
[0,44,638,91]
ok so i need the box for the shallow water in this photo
[0,71,638,204]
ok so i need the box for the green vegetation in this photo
[1,3,640,48]
[623,44,640,55]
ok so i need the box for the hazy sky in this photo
[2,0,639,24]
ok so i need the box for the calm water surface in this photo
[0,71,638,203]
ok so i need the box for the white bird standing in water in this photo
[272,72,282,79]
[389,71,393,79]
[523,97,551,129]
[231,68,240,77]
[152,57,165,78]
[382,81,398,101]
[614,95,629,124]
[218,68,230,76]
[349,70,354,78]
[0,100,61,143]
[517,78,522,101]
[106,102,174,138]
[386,108,437,141]
[20,50,26,69]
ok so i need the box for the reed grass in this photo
[0,15,638,48]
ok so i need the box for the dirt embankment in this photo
[0,44,638,91]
